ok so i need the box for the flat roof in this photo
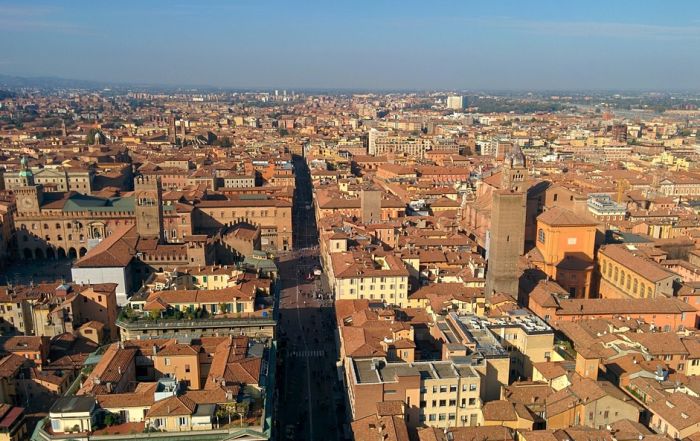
[50,396,96,414]
[352,358,477,385]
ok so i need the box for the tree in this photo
[278,128,289,137]
[104,412,120,427]
[215,136,232,147]
[86,128,100,145]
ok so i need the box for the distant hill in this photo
[0,89,15,100]
[0,73,108,90]
[0,73,227,93]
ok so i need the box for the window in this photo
[469,384,477,391]
[439,399,446,407]
[439,385,447,393]
[553,194,558,202]
[185,364,191,373]
[428,414,436,422]
[449,385,457,392]
[178,417,187,426]
[537,228,545,243]
[165,358,171,366]
[468,398,476,405]
[438,414,446,421]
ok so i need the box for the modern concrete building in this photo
[446,96,464,111]
[346,357,482,429]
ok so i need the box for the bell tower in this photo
[15,156,43,214]
[134,175,164,241]
[18,155,34,186]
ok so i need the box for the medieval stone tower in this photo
[134,175,164,241]
[484,148,527,298]
[360,189,382,224]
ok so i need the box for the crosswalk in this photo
[289,350,325,358]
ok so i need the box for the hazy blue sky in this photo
[1,0,699,90]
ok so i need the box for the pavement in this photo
[274,155,348,441]
[1,257,73,285]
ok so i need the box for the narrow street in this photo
[275,155,347,440]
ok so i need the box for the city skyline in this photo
[2,0,700,91]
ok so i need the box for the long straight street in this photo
[275,155,347,440]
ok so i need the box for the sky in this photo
[1,0,700,91]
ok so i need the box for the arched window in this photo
[647,286,653,298]
[43,224,49,230]
[633,279,638,294]
[626,275,631,290]
[538,229,545,243]
[602,260,607,275]
[55,223,61,229]
[620,270,625,285]
[614,267,619,282]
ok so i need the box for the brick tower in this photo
[484,148,527,298]
[134,175,164,241]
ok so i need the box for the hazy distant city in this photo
[1,2,700,441]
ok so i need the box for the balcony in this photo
[116,315,275,331]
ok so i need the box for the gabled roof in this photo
[146,394,196,417]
